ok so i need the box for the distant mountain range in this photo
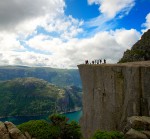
[119,29,150,63]
[0,77,82,117]
[0,66,81,88]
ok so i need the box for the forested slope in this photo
[0,77,82,117]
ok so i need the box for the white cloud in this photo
[0,0,65,31]
[64,29,140,65]
[0,32,25,51]
[0,0,84,68]
[0,0,142,69]
[0,29,140,68]
[88,0,135,18]
[0,0,83,40]
[142,13,150,32]
[0,0,67,40]
[13,28,139,68]
[87,0,135,28]
[26,34,64,53]
[42,15,84,40]
[113,29,141,48]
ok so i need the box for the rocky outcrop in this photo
[0,121,34,139]
[78,61,150,138]
[0,121,11,139]
[119,29,150,63]
[125,128,148,139]
[124,116,150,139]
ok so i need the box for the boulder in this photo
[0,121,11,139]
[142,131,150,138]
[127,116,150,130]
[125,128,148,139]
[24,132,32,139]
[4,121,27,139]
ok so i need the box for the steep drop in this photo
[78,61,150,138]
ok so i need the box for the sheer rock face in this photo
[78,61,150,138]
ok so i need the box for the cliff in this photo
[78,61,150,138]
[119,29,150,63]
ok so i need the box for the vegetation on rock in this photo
[18,114,82,139]
[0,77,82,117]
[119,29,150,63]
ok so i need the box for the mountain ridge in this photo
[119,29,150,63]
[0,66,81,88]
[0,77,82,117]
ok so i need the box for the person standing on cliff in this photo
[104,59,106,64]
[85,60,89,64]
[99,59,102,64]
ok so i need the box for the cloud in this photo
[0,0,84,68]
[0,0,65,31]
[142,13,150,32]
[87,0,135,28]
[0,32,25,51]
[63,29,140,65]
[0,0,142,69]
[42,15,84,40]
[0,0,83,40]
[0,29,140,68]
[88,0,135,18]
[6,28,139,68]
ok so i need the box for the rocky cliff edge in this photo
[78,61,150,138]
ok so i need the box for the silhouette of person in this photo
[85,60,89,64]
[99,59,102,64]
[92,61,94,64]
[104,59,106,64]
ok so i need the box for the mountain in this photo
[0,66,81,88]
[0,77,82,117]
[119,29,150,63]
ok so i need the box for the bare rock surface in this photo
[78,61,150,138]
[127,116,150,130]
[0,121,11,139]
[4,121,27,139]
[125,128,148,139]
[124,116,150,139]
[0,121,34,139]
[24,132,32,139]
[142,131,150,138]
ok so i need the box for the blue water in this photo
[0,110,82,125]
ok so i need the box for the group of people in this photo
[85,59,106,64]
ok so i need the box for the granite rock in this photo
[78,61,150,138]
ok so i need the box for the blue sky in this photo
[0,0,149,68]
[65,0,100,20]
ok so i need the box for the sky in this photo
[0,0,150,68]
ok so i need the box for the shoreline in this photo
[0,108,82,119]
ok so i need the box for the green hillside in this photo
[0,66,81,88]
[119,29,150,63]
[0,77,82,117]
